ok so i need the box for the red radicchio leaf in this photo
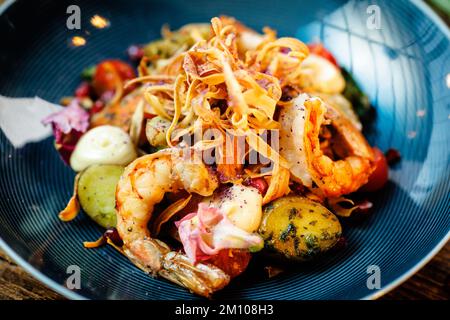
[42,99,89,164]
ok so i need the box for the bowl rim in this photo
[361,0,450,300]
[0,0,448,300]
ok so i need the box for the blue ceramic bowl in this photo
[0,0,449,300]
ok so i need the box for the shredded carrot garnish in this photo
[127,16,310,202]
[83,236,106,248]
[58,173,81,221]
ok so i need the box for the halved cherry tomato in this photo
[307,43,339,67]
[208,249,251,278]
[243,177,268,195]
[360,147,389,192]
[92,60,136,97]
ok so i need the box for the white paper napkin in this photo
[0,95,62,148]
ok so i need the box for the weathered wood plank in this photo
[0,251,63,300]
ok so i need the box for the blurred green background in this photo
[426,0,450,25]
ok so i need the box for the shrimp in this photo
[115,148,230,297]
[303,97,375,197]
[279,94,374,198]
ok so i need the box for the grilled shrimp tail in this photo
[160,252,230,297]
[124,239,230,297]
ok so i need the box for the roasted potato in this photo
[259,196,342,261]
[77,164,124,228]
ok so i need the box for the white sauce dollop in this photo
[70,125,137,172]
[202,185,263,233]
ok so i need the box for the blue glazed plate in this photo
[0,0,449,300]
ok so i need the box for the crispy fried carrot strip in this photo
[59,173,81,222]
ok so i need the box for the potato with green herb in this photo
[77,164,124,228]
[259,196,342,261]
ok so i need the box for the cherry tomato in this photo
[92,60,136,97]
[89,100,105,115]
[307,43,339,67]
[208,249,251,278]
[243,178,268,195]
[360,147,389,192]
[74,81,91,98]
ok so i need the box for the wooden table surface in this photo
[0,241,448,300]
